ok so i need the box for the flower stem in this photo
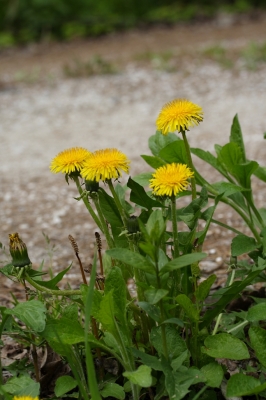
[181,129,196,200]
[90,193,115,249]
[73,176,103,230]
[171,195,179,258]
[26,274,82,296]
[107,179,127,226]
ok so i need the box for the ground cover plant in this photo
[1,99,266,399]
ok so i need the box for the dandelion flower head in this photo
[156,99,203,135]
[50,147,91,175]
[150,163,194,197]
[13,396,39,400]
[81,148,130,182]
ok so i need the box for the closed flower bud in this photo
[126,216,139,234]
[85,179,99,192]
[9,233,31,268]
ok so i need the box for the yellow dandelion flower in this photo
[13,396,39,400]
[81,148,130,182]
[50,147,91,175]
[156,99,203,135]
[150,163,194,197]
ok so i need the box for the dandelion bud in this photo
[126,216,139,234]
[9,233,31,268]
[85,179,99,192]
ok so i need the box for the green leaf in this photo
[201,267,265,329]
[159,140,188,164]
[123,365,152,387]
[211,181,248,197]
[97,291,116,334]
[127,177,162,210]
[226,373,266,397]
[5,300,46,332]
[201,362,224,388]
[202,333,249,360]
[195,275,216,302]
[231,234,258,256]
[106,248,155,274]
[149,131,179,157]
[54,376,77,397]
[231,161,259,188]
[141,155,166,169]
[132,173,153,187]
[144,288,168,304]
[191,148,227,176]
[146,209,166,244]
[171,350,189,371]
[247,303,266,321]
[249,326,266,367]
[98,188,127,247]
[254,165,266,183]
[100,383,125,400]
[3,375,40,397]
[160,252,207,275]
[138,302,160,322]
[150,325,187,359]
[218,142,243,171]
[41,316,84,344]
[105,267,127,326]
[230,114,246,162]
[32,265,71,289]
[131,348,163,371]
[176,294,199,322]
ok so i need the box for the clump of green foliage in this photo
[1,102,266,400]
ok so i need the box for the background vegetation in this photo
[0,0,266,46]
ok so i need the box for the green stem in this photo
[26,274,81,296]
[171,195,179,258]
[90,193,115,249]
[73,176,103,230]
[196,171,261,242]
[107,179,127,226]
[211,218,244,235]
[181,129,196,200]
[155,262,168,360]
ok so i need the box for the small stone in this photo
[200,260,219,272]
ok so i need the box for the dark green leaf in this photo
[144,288,168,304]
[201,362,224,388]
[160,252,207,275]
[254,165,266,182]
[195,274,217,302]
[132,348,163,371]
[249,326,266,367]
[231,234,258,256]
[231,161,258,188]
[106,248,155,274]
[3,375,40,397]
[138,302,160,322]
[5,300,46,332]
[211,181,248,197]
[159,140,188,164]
[150,325,187,359]
[123,365,152,387]
[132,173,153,187]
[141,155,166,169]
[247,303,266,322]
[149,131,179,157]
[127,177,162,210]
[230,114,246,162]
[30,265,71,290]
[218,142,243,171]
[55,376,77,397]
[202,333,249,360]
[41,316,84,344]
[105,267,127,326]
[176,294,199,322]
[227,373,266,397]
[191,148,227,176]
[100,383,125,400]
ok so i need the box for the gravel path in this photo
[1,17,266,295]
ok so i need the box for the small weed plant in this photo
[2,99,266,400]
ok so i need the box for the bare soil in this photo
[1,14,266,302]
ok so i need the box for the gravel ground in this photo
[1,16,266,298]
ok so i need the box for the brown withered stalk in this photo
[68,235,88,285]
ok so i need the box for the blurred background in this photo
[0,0,266,295]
